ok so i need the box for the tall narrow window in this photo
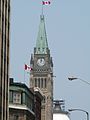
[41,78,43,88]
[35,78,37,87]
[38,78,40,88]
[45,78,47,88]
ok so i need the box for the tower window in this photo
[45,78,47,88]
[35,78,37,87]
[41,78,43,88]
[38,78,40,88]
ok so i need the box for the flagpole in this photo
[24,64,33,86]
[24,64,26,83]
[42,1,44,15]
[24,69,25,83]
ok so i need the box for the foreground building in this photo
[31,87,43,120]
[9,78,43,120]
[53,100,70,120]
[0,1,10,120]
[30,14,53,120]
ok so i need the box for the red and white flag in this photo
[24,64,33,71]
[42,1,51,5]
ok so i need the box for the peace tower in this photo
[30,14,53,120]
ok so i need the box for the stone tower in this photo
[30,15,53,120]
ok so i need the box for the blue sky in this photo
[10,0,90,120]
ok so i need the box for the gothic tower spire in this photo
[35,15,48,54]
[30,14,53,120]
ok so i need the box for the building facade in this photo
[0,1,10,120]
[30,14,53,120]
[9,78,35,120]
[31,87,43,120]
[9,78,43,120]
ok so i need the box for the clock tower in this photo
[30,15,53,120]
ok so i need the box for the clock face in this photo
[37,58,45,66]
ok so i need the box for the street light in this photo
[68,76,90,86]
[68,108,89,120]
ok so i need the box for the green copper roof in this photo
[35,15,48,54]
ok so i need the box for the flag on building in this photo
[42,1,51,5]
[24,64,33,71]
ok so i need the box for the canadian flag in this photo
[42,1,51,5]
[24,64,33,71]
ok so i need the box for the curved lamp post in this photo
[68,76,90,86]
[68,109,89,120]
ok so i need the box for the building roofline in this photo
[9,104,35,115]
[9,78,34,95]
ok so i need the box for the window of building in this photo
[38,78,40,88]
[13,92,21,104]
[35,78,37,87]
[45,78,47,88]
[41,78,43,88]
